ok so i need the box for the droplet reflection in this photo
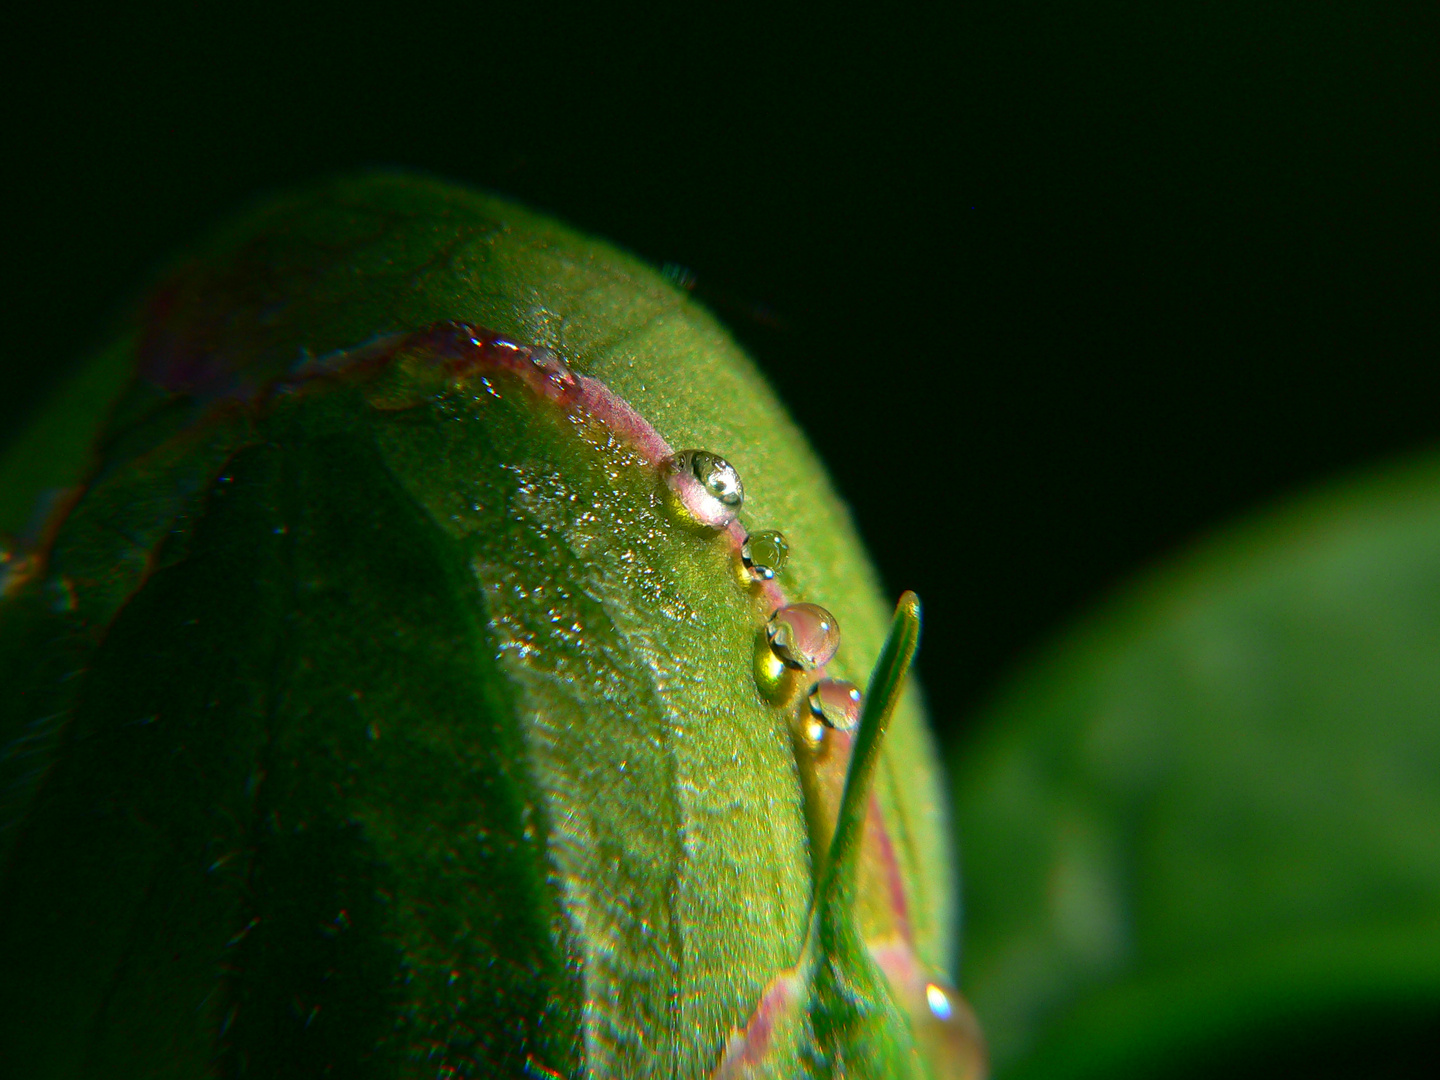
[690,451,742,506]
[661,449,744,529]
[807,679,862,730]
[925,981,954,1021]
[766,603,841,671]
[801,714,827,751]
[741,529,789,581]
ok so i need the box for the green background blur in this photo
[5,3,1440,1075]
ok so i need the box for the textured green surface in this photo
[953,454,1440,1079]
[0,175,954,1077]
[712,596,976,1079]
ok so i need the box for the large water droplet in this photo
[741,529,789,581]
[662,449,744,529]
[691,451,742,506]
[766,603,841,671]
[807,678,862,730]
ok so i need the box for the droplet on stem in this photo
[916,973,989,1080]
[800,713,828,752]
[741,529,789,581]
[766,603,840,671]
[661,449,744,529]
[925,981,953,1021]
[807,679,862,730]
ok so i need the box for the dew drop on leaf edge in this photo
[741,529,790,581]
[766,603,841,671]
[662,449,744,529]
[807,678,862,730]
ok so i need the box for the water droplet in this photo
[766,603,841,671]
[661,449,744,529]
[925,981,953,1020]
[801,714,828,751]
[690,451,743,506]
[741,529,790,581]
[753,629,793,702]
[808,679,862,730]
[915,973,989,1079]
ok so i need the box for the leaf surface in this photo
[0,174,955,1078]
[953,454,1440,1079]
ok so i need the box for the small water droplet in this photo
[925,981,953,1020]
[808,679,862,730]
[741,530,790,581]
[661,449,744,529]
[766,603,841,671]
[753,629,793,702]
[914,973,989,1079]
[801,714,827,751]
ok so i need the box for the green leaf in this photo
[952,454,1440,1079]
[0,174,962,1077]
[0,337,134,538]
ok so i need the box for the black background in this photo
[6,4,1439,747]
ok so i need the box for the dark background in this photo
[6,4,1439,745]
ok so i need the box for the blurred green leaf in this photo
[953,454,1440,1079]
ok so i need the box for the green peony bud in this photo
[0,175,982,1078]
